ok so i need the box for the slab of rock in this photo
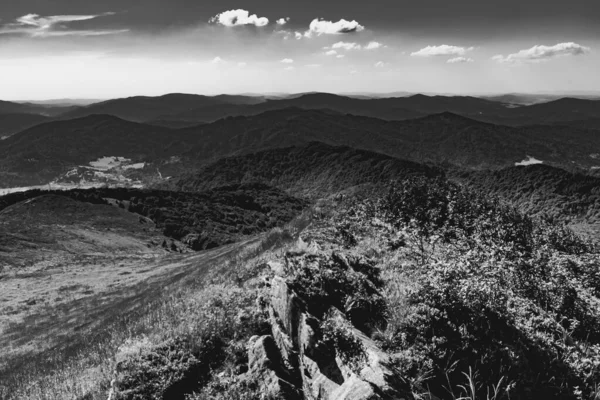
[268,273,406,400]
[247,335,300,399]
[331,375,381,400]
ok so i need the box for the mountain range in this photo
[2,106,600,188]
[1,92,600,135]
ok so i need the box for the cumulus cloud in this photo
[336,54,345,59]
[492,42,591,64]
[374,61,386,67]
[365,41,384,50]
[280,58,294,63]
[411,45,474,57]
[306,64,322,68]
[325,41,385,52]
[331,41,362,50]
[284,66,295,71]
[211,56,224,64]
[447,57,474,63]
[325,50,338,56]
[0,12,127,37]
[305,18,364,37]
[209,9,269,27]
[294,32,303,40]
[276,18,290,25]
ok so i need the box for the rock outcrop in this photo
[246,250,408,400]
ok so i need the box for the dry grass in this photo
[0,232,279,400]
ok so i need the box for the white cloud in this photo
[305,18,364,37]
[411,45,474,57]
[492,42,591,64]
[0,12,127,37]
[447,57,474,63]
[331,41,362,50]
[284,66,295,71]
[276,18,290,25]
[374,61,386,67]
[237,62,247,67]
[325,50,338,56]
[209,9,269,27]
[306,64,322,68]
[294,32,303,40]
[280,58,294,63]
[324,41,385,52]
[365,41,384,50]
[336,54,345,59]
[211,56,224,64]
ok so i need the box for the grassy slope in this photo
[0,233,270,399]
[0,184,307,250]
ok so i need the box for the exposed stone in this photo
[331,375,381,400]
[330,309,404,398]
[267,273,406,400]
[246,335,301,399]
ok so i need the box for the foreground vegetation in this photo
[323,176,600,399]
[2,175,600,399]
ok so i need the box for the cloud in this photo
[280,58,294,63]
[411,45,474,57]
[209,9,269,27]
[325,41,385,52]
[447,57,474,63]
[294,32,303,40]
[374,61,387,67]
[492,42,591,64]
[336,54,345,59]
[211,56,224,64]
[276,18,290,26]
[0,12,127,37]
[365,41,384,50]
[306,64,322,68]
[237,62,247,67]
[305,18,364,37]
[331,41,362,50]
[325,50,338,56]
[284,66,295,71]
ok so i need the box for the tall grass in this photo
[0,222,300,400]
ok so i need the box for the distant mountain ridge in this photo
[2,108,600,188]
[39,92,600,129]
[0,113,50,139]
[3,92,600,139]
[60,93,267,122]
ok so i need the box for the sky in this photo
[0,0,598,99]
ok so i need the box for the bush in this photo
[287,253,387,334]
